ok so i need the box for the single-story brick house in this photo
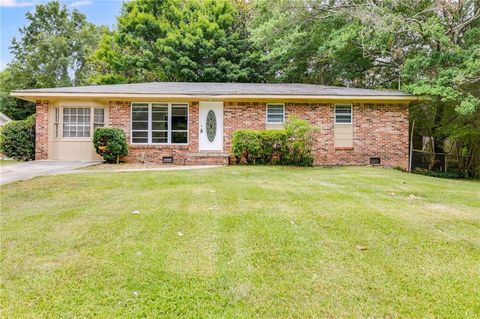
[11,82,417,168]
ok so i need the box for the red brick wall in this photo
[35,100,49,160]
[224,102,266,150]
[106,100,409,168]
[286,102,409,168]
[108,101,131,139]
[223,101,409,169]
[109,101,210,164]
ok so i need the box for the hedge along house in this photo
[11,82,417,168]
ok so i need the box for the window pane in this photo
[172,105,187,116]
[172,131,187,143]
[132,121,148,130]
[268,108,283,113]
[62,107,91,137]
[132,137,148,143]
[152,131,167,143]
[131,103,189,144]
[132,131,148,138]
[152,112,168,122]
[152,121,167,130]
[335,105,352,123]
[172,105,188,130]
[152,105,168,121]
[132,104,149,143]
[132,104,149,121]
[267,114,283,123]
[132,131,148,143]
[94,108,104,124]
[267,104,284,123]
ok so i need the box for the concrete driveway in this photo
[0,160,102,185]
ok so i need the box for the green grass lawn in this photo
[0,159,18,166]
[1,166,479,318]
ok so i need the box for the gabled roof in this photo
[11,82,417,102]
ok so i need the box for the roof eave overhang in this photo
[10,92,419,103]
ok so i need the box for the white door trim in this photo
[199,101,224,151]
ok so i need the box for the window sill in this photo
[335,147,353,151]
[55,138,92,142]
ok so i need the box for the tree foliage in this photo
[0,69,34,120]
[249,0,480,177]
[89,0,264,84]
[0,1,103,120]
[10,0,102,88]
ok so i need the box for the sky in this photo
[0,0,126,70]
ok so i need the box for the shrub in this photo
[232,117,318,166]
[285,117,318,166]
[258,130,289,164]
[0,115,35,161]
[231,130,262,164]
[93,127,128,163]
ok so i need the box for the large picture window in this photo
[60,107,105,138]
[131,103,188,144]
[63,107,91,137]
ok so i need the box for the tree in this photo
[1,1,103,119]
[9,0,102,88]
[0,69,34,120]
[249,0,373,85]
[249,0,480,177]
[89,0,265,84]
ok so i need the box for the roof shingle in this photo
[12,82,412,97]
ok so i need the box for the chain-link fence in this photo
[411,149,472,173]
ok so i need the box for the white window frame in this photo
[54,107,60,139]
[334,104,353,125]
[93,108,105,130]
[130,102,189,145]
[62,107,92,138]
[266,103,285,124]
[57,106,106,140]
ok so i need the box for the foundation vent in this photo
[162,156,174,164]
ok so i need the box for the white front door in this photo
[199,101,223,151]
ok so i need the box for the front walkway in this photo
[0,160,101,185]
